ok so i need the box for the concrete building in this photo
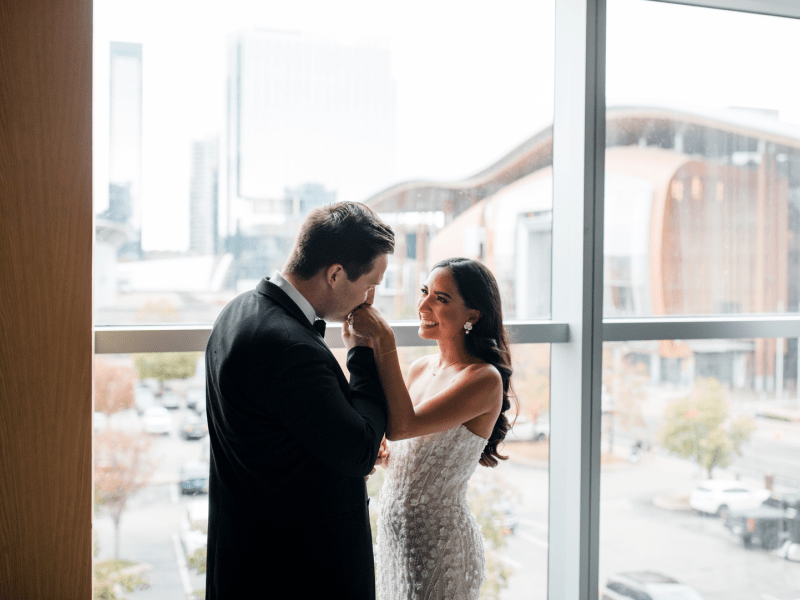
[105,41,143,259]
[222,30,396,285]
[366,103,800,392]
[189,137,220,256]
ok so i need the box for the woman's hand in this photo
[348,304,395,353]
[341,318,370,351]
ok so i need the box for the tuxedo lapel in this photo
[257,278,316,332]
[256,278,340,364]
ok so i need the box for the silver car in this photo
[601,572,705,600]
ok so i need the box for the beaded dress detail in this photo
[376,425,487,599]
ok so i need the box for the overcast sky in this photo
[93,0,800,251]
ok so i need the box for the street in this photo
[95,401,800,600]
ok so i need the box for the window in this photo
[87,1,800,600]
[93,1,556,598]
[93,0,555,326]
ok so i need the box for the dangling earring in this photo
[464,322,472,334]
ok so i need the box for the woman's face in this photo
[417,267,478,341]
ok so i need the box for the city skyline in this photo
[92,0,799,253]
[224,30,396,240]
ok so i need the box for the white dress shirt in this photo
[270,271,318,327]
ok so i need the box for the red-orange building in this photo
[367,104,800,392]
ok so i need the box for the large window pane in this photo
[93,0,555,326]
[600,338,800,600]
[93,352,208,597]
[604,1,800,317]
[92,345,549,599]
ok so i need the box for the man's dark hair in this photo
[284,201,395,281]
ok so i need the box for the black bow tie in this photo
[313,319,326,337]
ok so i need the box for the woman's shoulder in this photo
[460,361,501,380]
[458,362,503,398]
[407,354,433,378]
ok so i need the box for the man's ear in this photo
[326,264,344,287]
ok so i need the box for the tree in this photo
[95,431,155,559]
[468,471,515,600]
[133,352,200,393]
[510,344,550,426]
[602,346,648,453]
[658,377,755,478]
[95,359,136,415]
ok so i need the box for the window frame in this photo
[92,1,800,599]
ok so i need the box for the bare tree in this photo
[95,359,136,415]
[94,431,155,559]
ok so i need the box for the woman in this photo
[347,257,514,600]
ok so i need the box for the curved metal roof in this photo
[365,103,800,215]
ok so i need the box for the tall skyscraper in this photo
[225,30,396,239]
[189,137,220,255]
[106,41,143,258]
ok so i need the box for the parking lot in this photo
[94,399,800,600]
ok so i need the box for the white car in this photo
[689,479,771,517]
[602,572,705,600]
[134,386,157,414]
[186,388,205,412]
[160,391,181,410]
[142,406,172,435]
[507,415,549,442]
[93,412,108,433]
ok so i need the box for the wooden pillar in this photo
[0,1,93,597]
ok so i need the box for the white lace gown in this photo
[376,424,487,599]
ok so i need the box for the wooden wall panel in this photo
[0,1,93,598]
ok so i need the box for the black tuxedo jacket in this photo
[204,278,388,599]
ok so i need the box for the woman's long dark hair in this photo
[433,258,515,467]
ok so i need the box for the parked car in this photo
[533,416,550,441]
[180,413,208,440]
[180,497,209,557]
[507,415,549,442]
[186,388,205,412]
[727,493,800,551]
[689,479,771,518]
[134,386,156,415]
[142,406,172,435]
[725,504,785,550]
[93,412,108,433]
[160,390,181,410]
[508,416,535,441]
[601,572,705,600]
[180,460,210,495]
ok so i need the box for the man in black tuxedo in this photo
[204,202,394,599]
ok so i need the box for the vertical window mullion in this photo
[550,0,606,598]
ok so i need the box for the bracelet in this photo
[378,348,398,356]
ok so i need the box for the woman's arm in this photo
[350,306,501,441]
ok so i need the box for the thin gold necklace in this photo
[432,358,463,376]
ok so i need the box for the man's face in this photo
[328,253,388,322]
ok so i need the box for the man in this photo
[205,202,394,599]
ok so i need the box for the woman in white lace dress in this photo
[348,258,514,600]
